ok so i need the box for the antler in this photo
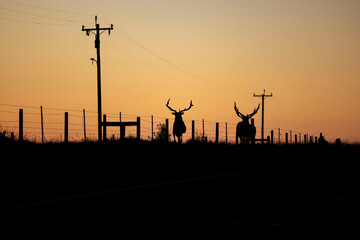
[247,104,260,118]
[180,100,193,113]
[166,98,177,112]
[234,102,245,118]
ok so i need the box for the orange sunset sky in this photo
[0,0,359,143]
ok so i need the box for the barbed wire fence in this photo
[0,103,318,144]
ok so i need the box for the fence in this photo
[0,103,319,144]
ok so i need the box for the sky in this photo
[0,0,359,143]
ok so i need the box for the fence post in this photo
[304,134,307,144]
[270,130,274,144]
[315,136,318,144]
[137,117,140,140]
[192,120,195,141]
[290,130,292,144]
[83,109,86,142]
[299,133,301,144]
[151,115,153,141]
[19,109,23,141]
[285,132,288,144]
[40,106,44,144]
[202,119,205,141]
[165,118,169,142]
[215,122,219,144]
[295,134,298,144]
[225,122,228,144]
[64,112,68,143]
[103,114,107,141]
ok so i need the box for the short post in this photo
[304,134,307,144]
[299,133,302,144]
[267,136,270,144]
[136,117,140,140]
[151,115,154,141]
[251,119,255,144]
[310,136,313,144]
[202,119,205,141]
[285,132,288,144]
[290,130,292,144]
[192,120,195,141]
[83,109,86,142]
[103,114,107,141]
[165,118,169,142]
[40,106,44,144]
[215,122,219,144]
[315,136,318,144]
[270,130,274,144]
[19,109,23,141]
[225,122,228,144]
[295,134,298,144]
[64,112,68,143]
[119,112,122,138]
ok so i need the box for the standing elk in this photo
[166,98,193,143]
[234,102,260,144]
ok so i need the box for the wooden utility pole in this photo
[82,16,113,142]
[253,89,272,143]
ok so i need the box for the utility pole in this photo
[82,16,113,142]
[253,89,273,143]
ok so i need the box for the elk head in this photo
[234,102,260,124]
[166,98,193,120]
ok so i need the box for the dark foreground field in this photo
[1,140,360,239]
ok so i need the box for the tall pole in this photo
[82,16,113,142]
[253,89,273,143]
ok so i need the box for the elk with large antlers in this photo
[166,98,193,143]
[234,102,260,144]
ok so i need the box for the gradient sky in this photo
[0,0,359,143]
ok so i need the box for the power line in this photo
[4,0,93,16]
[0,6,90,24]
[0,16,78,26]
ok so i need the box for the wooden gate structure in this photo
[102,115,140,140]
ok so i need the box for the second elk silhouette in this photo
[166,98,194,143]
[234,102,260,144]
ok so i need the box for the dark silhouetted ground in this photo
[1,139,359,239]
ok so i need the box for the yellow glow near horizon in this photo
[0,0,360,143]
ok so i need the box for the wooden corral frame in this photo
[102,115,140,140]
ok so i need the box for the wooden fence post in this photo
[304,134,307,144]
[40,106,44,144]
[137,117,140,140]
[202,119,205,142]
[83,109,86,142]
[225,122,228,144]
[165,118,169,142]
[295,134,298,144]
[270,130,274,144]
[285,132,288,144]
[315,136,318,144]
[192,120,195,141]
[103,114,107,141]
[64,112,68,143]
[215,122,219,144]
[19,109,23,141]
[151,115,153,141]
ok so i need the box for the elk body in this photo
[166,99,193,143]
[234,102,260,144]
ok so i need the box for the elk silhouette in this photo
[234,102,260,144]
[166,98,193,143]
